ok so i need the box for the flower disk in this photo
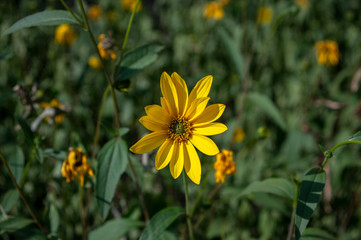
[130,72,227,184]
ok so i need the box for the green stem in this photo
[321,140,361,169]
[19,155,34,188]
[286,180,300,240]
[183,172,195,240]
[0,151,48,237]
[59,0,84,26]
[190,165,212,218]
[79,185,86,240]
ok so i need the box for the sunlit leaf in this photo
[88,218,142,240]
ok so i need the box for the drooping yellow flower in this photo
[61,147,94,187]
[295,0,309,8]
[55,24,76,46]
[204,2,225,20]
[314,40,340,66]
[88,56,102,70]
[130,72,227,184]
[40,99,66,124]
[257,7,273,24]
[214,149,235,183]
[121,0,142,12]
[97,34,117,60]
[88,5,103,20]
[233,127,245,143]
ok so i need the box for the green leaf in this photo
[96,137,129,219]
[0,217,33,233]
[272,6,299,32]
[247,92,287,130]
[1,190,19,213]
[237,178,295,200]
[347,131,361,142]
[116,44,164,83]
[217,27,244,80]
[17,117,35,148]
[9,146,25,184]
[295,168,326,240]
[43,149,67,160]
[49,204,60,234]
[3,10,80,35]
[88,218,142,240]
[300,228,335,240]
[139,207,184,240]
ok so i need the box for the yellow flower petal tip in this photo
[130,72,227,184]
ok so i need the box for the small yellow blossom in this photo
[40,99,66,124]
[314,40,340,66]
[88,56,102,70]
[88,5,103,20]
[61,147,94,187]
[257,126,270,138]
[121,0,142,12]
[257,7,273,24]
[233,127,245,143]
[204,2,225,20]
[214,149,235,183]
[97,34,117,60]
[295,0,309,8]
[55,24,76,46]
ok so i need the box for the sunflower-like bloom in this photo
[40,99,66,124]
[121,0,142,12]
[214,149,235,183]
[88,56,102,70]
[55,24,76,46]
[88,5,103,20]
[257,7,273,24]
[97,34,117,60]
[233,127,245,143]
[314,40,340,66]
[130,72,227,184]
[204,2,225,20]
[61,147,94,187]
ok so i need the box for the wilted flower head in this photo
[88,5,103,20]
[314,40,340,66]
[233,127,245,143]
[121,0,142,12]
[40,99,66,124]
[55,24,76,46]
[88,56,102,70]
[61,147,94,187]
[97,34,117,60]
[214,149,235,183]
[204,1,225,20]
[130,72,227,184]
[257,7,273,24]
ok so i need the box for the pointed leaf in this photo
[295,168,326,240]
[1,190,19,213]
[9,146,25,184]
[347,131,361,142]
[0,217,33,233]
[88,218,142,240]
[300,228,335,240]
[49,204,60,234]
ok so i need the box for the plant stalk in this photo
[183,172,195,240]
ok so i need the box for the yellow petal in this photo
[193,104,226,125]
[187,75,213,108]
[169,142,184,179]
[185,97,210,120]
[139,116,168,132]
[190,134,220,156]
[171,72,188,116]
[155,139,174,170]
[193,123,228,136]
[184,141,201,184]
[161,97,171,115]
[145,104,171,125]
[129,132,167,154]
[160,72,178,116]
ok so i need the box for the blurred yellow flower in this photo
[61,147,94,187]
[121,0,142,12]
[315,40,340,66]
[204,2,225,20]
[40,99,66,124]
[97,34,117,60]
[55,24,76,46]
[88,5,103,20]
[295,0,309,8]
[257,7,273,24]
[214,149,235,183]
[257,126,270,138]
[88,56,102,70]
[233,127,245,143]
[130,72,227,184]
[107,10,118,22]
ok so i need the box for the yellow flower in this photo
[40,99,66,124]
[214,149,235,183]
[314,40,340,66]
[121,0,142,12]
[257,126,270,138]
[61,147,94,187]
[233,127,245,143]
[97,34,117,60]
[257,7,273,24]
[130,72,227,184]
[55,24,76,46]
[204,2,225,20]
[295,0,309,8]
[88,5,103,20]
[88,56,102,70]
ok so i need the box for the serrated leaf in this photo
[295,168,326,240]
[237,178,295,200]
[139,207,184,240]
[0,217,33,233]
[88,218,142,240]
[49,204,60,234]
[96,137,129,219]
[247,92,287,130]
[3,10,80,35]
[116,44,164,82]
[1,190,19,213]
[300,228,335,240]
[9,146,25,184]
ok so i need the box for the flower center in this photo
[168,117,193,143]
